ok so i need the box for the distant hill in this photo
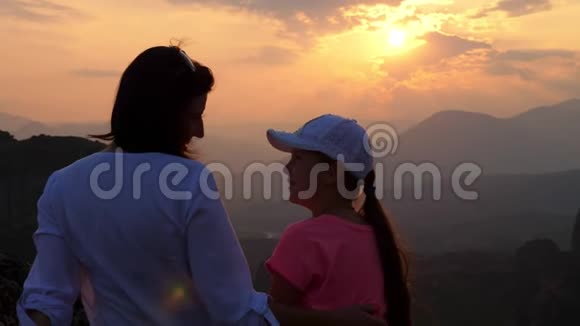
[0,112,32,134]
[8,98,580,175]
[2,97,580,255]
[0,131,15,145]
[1,129,578,256]
[0,133,105,260]
[2,98,579,175]
[0,112,107,140]
[388,99,580,174]
[0,130,578,326]
[0,112,415,171]
[0,134,105,174]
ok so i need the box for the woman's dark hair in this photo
[91,45,215,157]
[344,168,411,326]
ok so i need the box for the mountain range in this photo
[2,99,579,174]
[2,101,580,325]
[387,98,580,174]
[0,112,107,140]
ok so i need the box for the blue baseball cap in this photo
[267,114,374,180]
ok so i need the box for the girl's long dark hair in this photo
[324,151,411,325]
[330,156,412,326]
[361,170,411,325]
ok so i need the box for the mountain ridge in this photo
[390,98,580,174]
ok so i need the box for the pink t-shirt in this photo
[265,214,386,317]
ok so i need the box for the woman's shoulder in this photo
[48,152,211,188]
[58,151,208,172]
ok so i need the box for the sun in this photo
[388,29,407,47]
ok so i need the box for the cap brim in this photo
[266,129,322,153]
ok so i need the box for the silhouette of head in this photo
[92,45,215,157]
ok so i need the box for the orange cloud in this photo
[1,0,579,127]
[381,32,491,80]
[474,0,553,18]
[167,0,403,37]
[0,0,86,22]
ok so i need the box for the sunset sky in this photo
[0,0,579,128]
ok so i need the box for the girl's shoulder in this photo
[281,215,348,239]
[278,218,323,242]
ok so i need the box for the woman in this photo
[16,46,386,326]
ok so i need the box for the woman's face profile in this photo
[183,94,207,141]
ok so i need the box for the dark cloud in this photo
[486,61,536,80]
[420,32,491,60]
[168,0,402,35]
[169,0,402,18]
[495,49,575,61]
[382,35,579,91]
[70,69,120,78]
[486,49,577,76]
[378,34,579,117]
[474,0,553,18]
[237,46,299,65]
[495,0,553,17]
[382,32,491,80]
[0,0,85,22]
[485,49,580,93]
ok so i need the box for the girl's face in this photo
[285,150,333,206]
